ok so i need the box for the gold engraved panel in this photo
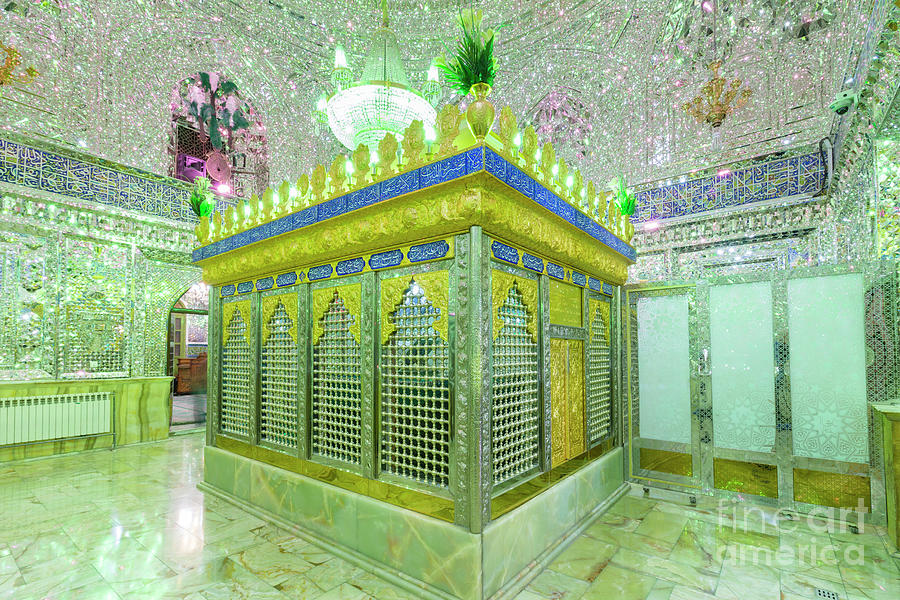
[261,292,298,346]
[639,448,693,477]
[491,270,538,341]
[793,468,871,509]
[380,270,449,345]
[222,299,252,347]
[714,458,778,498]
[312,284,361,343]
[550,338,587,467]
[549,279,583,327]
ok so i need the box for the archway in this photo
[167,281,209,431]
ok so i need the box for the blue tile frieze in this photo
[276,271,299,287]
[336,257,365,276]
[236,281,254,294]
[221,284,236,297]
[547,262,565,280]
[522,253,544,273]
[255,276,274,291]
[571,271,586,287]
[408,240,450,263]
[368,249,403,270]
[633,152,824,223]
[0,137,237,224]
[308,264,333,281]
[490,240,519,265]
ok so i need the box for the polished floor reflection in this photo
[0,433,897,599]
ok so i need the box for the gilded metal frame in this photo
[587,290,615,449]
[374,257,456,500]
[307,273,373,477]
[487,259,545,497]
[218,291,258,445]
[207,287,221,447]
[257,285,302,458]
[626,262,894,524]
[624,283,702,491]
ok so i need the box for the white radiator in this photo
[0,392,112,445]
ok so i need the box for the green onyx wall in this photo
[202,445,624,600]
[0,376,172,461]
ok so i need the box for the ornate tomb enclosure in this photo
[194,141,634,599]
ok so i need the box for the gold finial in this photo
[381,0,389,26]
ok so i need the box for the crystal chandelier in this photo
[314,1,439,150]
[682,60,751,128]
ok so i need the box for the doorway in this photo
[167,282,209,431]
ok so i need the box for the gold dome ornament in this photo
[682,61,752,128]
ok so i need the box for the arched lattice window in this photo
[260,300,297,449]
[380,279,450,487]
[492,282,540,485]
[221,308,251,437]
[587,302,612,444]
[169,72,270,198]
[312,291,362,465]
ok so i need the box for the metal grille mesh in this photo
[221,309,251,437]
[380,279,450,487]
[491,283,540,486]
[588,305,612,444]
[260,301,297,449]
[312,291,362,465]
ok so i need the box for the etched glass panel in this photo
[788,274,868,463]
[312,291,361,465]
[636,294,691,444]
[492,282,540,486]
[587,304,612,444]
[380,279,450,487]
[221,308,251,436]
[710,281,776,454]
[260,301,297,449]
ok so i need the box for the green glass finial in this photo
[381,0,389,26]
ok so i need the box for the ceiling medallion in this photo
[682,60,751,128]
[314,0,439,150]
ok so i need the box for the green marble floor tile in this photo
[668,519,725,575]
[779,570,846,599]
[714,561,781,600]
[525,568,590,599]
[634,507,689,545]
[645,579,674,600]
[583,522,675,558]
[511,591,545,600]
[610,548,718,595]
[579,564,656,600]
[315,582,373,600]
[346,571,423,600]
[304,556,367,594]
[668,584,718,600]
[547,536,618,582]
[227,540,315,586]
[608,496,657,520]
[274,573,326,599]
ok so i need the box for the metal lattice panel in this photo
[491,283,540,486]
[260,301,297,449]
[221,309,252,436]
[587,304,612,444]
[380,279,450,488]
[312,291,362,465]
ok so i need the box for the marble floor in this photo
[0,433,897,600]
[170,394,206,426]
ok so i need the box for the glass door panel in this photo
[628,287,697,487]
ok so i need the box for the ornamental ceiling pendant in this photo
[0,41,38,86]
[315,0,440,150]
[682,59,752,127]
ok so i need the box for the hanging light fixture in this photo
[315,0,439,150]
[678,2,752,128]
[682,60,752,127]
